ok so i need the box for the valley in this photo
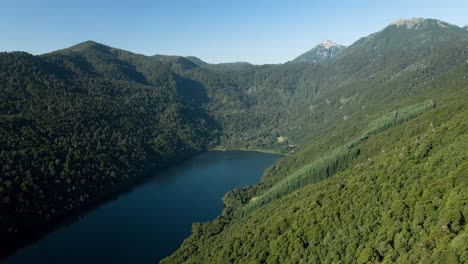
[0,17,467,263]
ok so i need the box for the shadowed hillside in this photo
[0,18,467,262]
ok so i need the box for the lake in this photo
[1,151,279,264]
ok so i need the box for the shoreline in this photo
[1,148,283,260]
[210,146,286,156]
[0,149,202,260]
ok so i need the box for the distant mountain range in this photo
[1,17,468,263]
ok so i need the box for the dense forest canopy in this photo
[0,18,467,262]
[0,48,218,254]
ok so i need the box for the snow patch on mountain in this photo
[292,41,346,63]
[320,40,340,49]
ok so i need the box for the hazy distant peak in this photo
[292,40,346,63]
[54,40,113,54]
[390,18,426,28]
[320,40,341,49]
[80,40,99,45]
[464,25,468,30]
[389,18,452,29]
[69,40,105,49]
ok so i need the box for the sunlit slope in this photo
[162,91,468,264]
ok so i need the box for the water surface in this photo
[2,151,278,264]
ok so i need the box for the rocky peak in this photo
[292,40,346,63]
[320,40,340,49]
[389,18,451,30]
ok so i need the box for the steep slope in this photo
[1,17,468,261]
[285,18,468,145]
[333,18,468,77]
[162,91,468,264]
[163,19,468,263]
[0,48,217,255]
[184,18,468,153]
[292,40,346,63]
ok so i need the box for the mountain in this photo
[162,18,468,263]
[292,40,346,63]
[54,40,103,52]
[464,25,468,30]
[1,18,468,262]
[0,45,218,254]
[163,95,468,264]
[332,18,468,78]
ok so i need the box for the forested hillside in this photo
[0,17,467,262]
[182,18,468,153]
[163,92,468,263]
[162,18,468,263]
[0,48,217,254]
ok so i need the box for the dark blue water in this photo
[2,151,278,264]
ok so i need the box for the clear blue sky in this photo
[1,0,467,64]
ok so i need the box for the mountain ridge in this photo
[0,17,467,262]
[160,18,468,262]
[42,16,468,67]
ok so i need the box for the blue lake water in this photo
[2,151,279,264]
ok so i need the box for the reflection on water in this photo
[2,151,278,264]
